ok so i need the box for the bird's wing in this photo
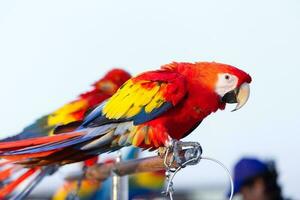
[82,70,187,127]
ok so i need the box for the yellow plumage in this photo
[144,91,164,113]
[103,79,166,120]
[48,100,87,126]
[113,84,143,118]
[103,80,134,118]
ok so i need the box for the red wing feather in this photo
[1,150,60,161]
[0,132,85,151]
[0,168,39,198]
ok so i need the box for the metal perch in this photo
[84,141,234,200]
[85,142,201,181]
[85,141,204,200]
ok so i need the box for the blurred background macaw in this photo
[0,69,131,199]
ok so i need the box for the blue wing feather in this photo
[79,101,108,128]
[132,102,172,125]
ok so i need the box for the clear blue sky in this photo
[0,0,299,198]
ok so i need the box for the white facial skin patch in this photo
[215,73,238,97]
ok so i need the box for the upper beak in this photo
[221,83,250,112]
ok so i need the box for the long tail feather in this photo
[0,166,21,182]
[0,126,113,159]
[1,150,59,161]
[12,166,57,200]
[0,168,38,198]
[0,132,85,151]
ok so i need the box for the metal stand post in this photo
[111,152,128,200]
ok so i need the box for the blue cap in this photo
[230,157,269,195]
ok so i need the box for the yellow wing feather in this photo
[145,91,164,113]
[48,100,87,126]
[103,79,166,120]
[103,79,134,112]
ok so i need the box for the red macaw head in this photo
[93,68,131,94]
[198,62,252,111]
[164,62,252,111]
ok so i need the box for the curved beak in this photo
[221,83,250,112]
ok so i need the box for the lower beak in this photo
[221,83,250,112]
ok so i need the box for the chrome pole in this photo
[111,151,128,200]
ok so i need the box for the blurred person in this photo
[230,157,289,200]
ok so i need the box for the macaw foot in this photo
[164,140,203,167]
[162,140,203,200]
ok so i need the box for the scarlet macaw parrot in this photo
[0,61,251,170]
[0,69,131,198]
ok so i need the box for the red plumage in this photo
[133,62,252,142]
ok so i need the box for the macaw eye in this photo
[224,74,231,80]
